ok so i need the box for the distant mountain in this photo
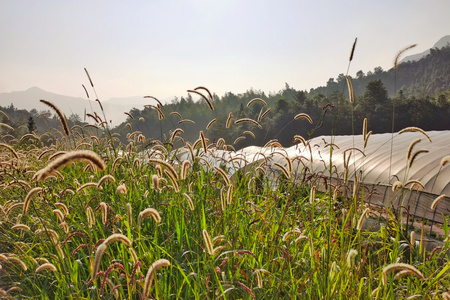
[399,35,450,64]
[0,87,155,126]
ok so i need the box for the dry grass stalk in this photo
[103,233,132,247]
[356,208,370,231]
[394,44,417,69]
[86,206,95,228]
[398,127,432,142]
[243,130,255,139]
[406,138,422,160]
[139,208,162,224]
[35,263,57,273]
[178,119,195,124]
[40,99,70,136]
[188,89,214,111]
[147,158,179,181]
[97,175,116,188]
[23,187,43,215]
[235,118,262,129]
[206,118,217,130]
[234,136,246,145]
[214,167,231,186]
[12,224,31,231]
[392,181,403,192]
[91,243,107,281]
[258,108,271,122]
[202,229,214,255]
[274,162,290,179]
[143,259,171,298]
[52,209,65,222]
[170,111,183,119]
[294,113,313,124]
[126,203,132,227]
[381,263,424,285]
[170,128,184,143]
[0,123,14,131]
[404,179,425,191]
[0,143,19,159]
[180,160,191,180]
[164,169,180,192]
[431,194,447,210]
[247,98,267,107]
[345,76,354,103]
[6,257,27,271]
[99,202,108,224]
[349,37,357,62]
[408,149,429,169]
[116,183,127,195]
[226,185,233,205]
[362,118,367,140]
[182,193,195,210]
[33,150,106,182]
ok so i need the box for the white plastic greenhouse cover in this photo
[177,130,450,196]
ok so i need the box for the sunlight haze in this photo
[1,0,449,102]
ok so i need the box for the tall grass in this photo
[0,56,449,300]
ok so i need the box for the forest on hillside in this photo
[1,45,450,149]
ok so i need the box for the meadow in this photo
[1,56,450,299]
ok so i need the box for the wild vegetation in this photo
[1,45,450,299]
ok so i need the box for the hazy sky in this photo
[1,0,449,102]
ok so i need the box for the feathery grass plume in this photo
[86,206,95,228]
[431,194,447,210]
[52,209,65,222]
[23,187,43,215]
[202,229,214,255]
[294,113,313,124]
[310,186,316,204]
[6,257,27,271]
[352,175,359,198]
[124,112,134,120]
[285,156,293,174]
[406,138,422,160]
[0,122,14,131]
[441,156,450,167]
[40,99,70,136]
[220,187,226,211]
[345,76,354,103]
[293,135,307,146]
[362,118,368,140]
[77,182,99,193]
[147,158,179,181]
[164,169,180,192]
[35,228,60,244]
[225,112,233,128]
[170,111,183,119]
[264,139,283,148]
[103,233,132,247]
[394,44,417,69]
[178,119,195,124]
[282,228,303,242]
[234,136,246,144]
[199,130,208,153]
[258,108,271,122]
[443,292,450,300]
[247,98,267,107]
[404,179,425,191]
[356,208,370,231]
[226,184,233,205]
[12,224,30,231]
[188,88,214,111]
[392,181,403,192]
[346,249,358,268]
[364,130,372,148]
[0,109,9,120]
[243,130,256,139]
[274,162,290,179]
[151,174,159,190]
[170,128,184,143]
[235,118,262,129]
[408,149,429,169]
[126,203,133,227]
[381,263,424,285]
[33,150,106,182]
[410,231,415,247]
[53,203,69,217]
[182,193,195,210]
[214,166,231,186]
[35,262,57,273]
[180,160,191,180]
[99,202,108,224]
[206,118,217,130]
[97,174,116,188]
[143,259,171,298]
[349,37,357,62]
[91,243,107,281]
[60,221,69,233]
[139,208,162,224]
[0,143,19,159]
[398,126,432,142]
[116,183,127,195]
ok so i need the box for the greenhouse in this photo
[177,129,450,225]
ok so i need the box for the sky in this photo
[1,0,450,102]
